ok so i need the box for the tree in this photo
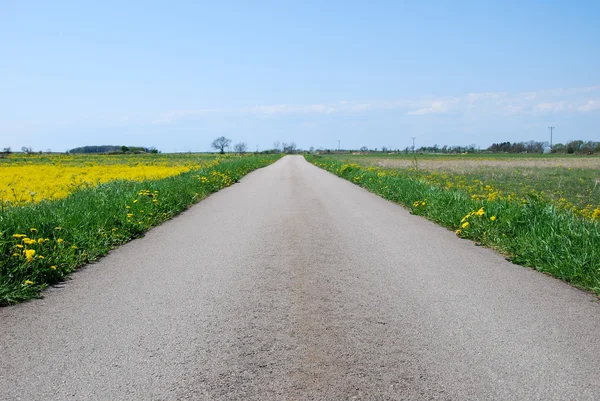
[233,142,247,154]
[273,141,281,152]
[21,146,33,154]
[211,136,231,154]
[360,146,368,152]
[282,141,297,154]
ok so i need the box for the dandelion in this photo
[50,265,57,270]
[133,199,138,203]
[37,238,45,244]
[38,255,45,259]
[57,238,64,243]
[55,226,62,230]
[25,280,34,285]
[127,213,133,218]
[71,245,77,249]
[490,216,497,221]
[12,233,26,239]
[462,222,469,228]
[455,229,462,235]
[24,249,35,262]
[30,228,38,233]
[16,244,23,249]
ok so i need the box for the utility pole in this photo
[337,140,340,151]
[411,137,416,153]
[548,127,555,150]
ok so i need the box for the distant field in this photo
[325,153,600,220]
[0,153,219,207]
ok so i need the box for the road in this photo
[2,155,600,400]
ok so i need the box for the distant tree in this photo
[21,146,33,154]
[360,146,368,152]
[381,146,388,152]
[309,146,315,153]
[233,142,248,154]
[121,146,130,152]
[211,136,231,154]
[282,141,297,154]
[273,141,281,152]
[149,147,159,154]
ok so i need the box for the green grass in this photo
[0,155,281,305]
[307,155,600,295]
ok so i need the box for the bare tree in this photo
[211,136,231,154]
[282,141,297,154]
[233,142,248,154]
[273,141,281,152]
[21,146,33,154]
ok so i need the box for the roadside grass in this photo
[306,155,600,295]
[0,155,281,305]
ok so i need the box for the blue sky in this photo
[1,0,599,152]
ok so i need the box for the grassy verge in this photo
[0,155,281,305]
[306,155,600,294]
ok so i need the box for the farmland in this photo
[307,153,600,294]
[0,153,281,304]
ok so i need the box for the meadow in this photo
[307,153,600,295]
[0,153,281,304]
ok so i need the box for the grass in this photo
[0,154,281,305]
[306,155,600,295]
[325,153,600,220]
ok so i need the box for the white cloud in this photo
[408,100,455,115]
[152,85,600,124]
[578,100,600,112]
[534,102,567,113]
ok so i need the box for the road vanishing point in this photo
[2,155,600,400]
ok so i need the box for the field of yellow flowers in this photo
[307,154,600,295]
[0,153,281,304]
[0,153,220,207]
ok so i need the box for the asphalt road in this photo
[2,155,600,400]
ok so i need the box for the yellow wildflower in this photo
[30,228,38,233]
[50,265,57,270]
[16,244,23,249]
[57,238,64,243]
[462,222,469,228]
[25,280,34,285]
[71,245,77,249]
[37,238,45,244]
[24,249,35,262]
[490,216,497,221]
[12,234,26,239]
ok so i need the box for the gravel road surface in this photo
[2,155,600,400]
